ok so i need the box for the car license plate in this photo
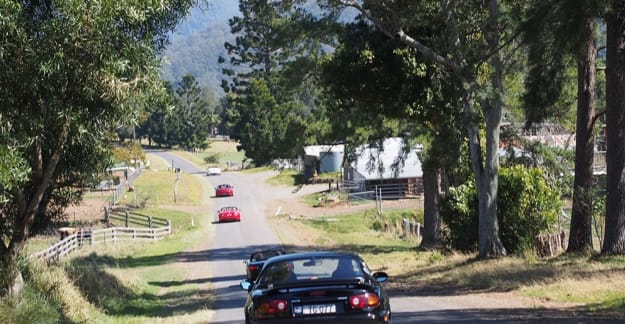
[294,304,337,315]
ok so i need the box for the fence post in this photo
[167,220,172,234]
[125,210,129,227]
[376,187,382,216]
[148,216,153,228]
[403,219,410,237]
[104,206,109,224]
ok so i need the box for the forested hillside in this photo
[159,1,240,97]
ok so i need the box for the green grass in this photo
[302,191,326,206]
[242,166,272,173]
[65,206,213,322]
[121,154,203,206]
[170,140,246,171]
[266,169,305,186]
[265,170,340,187]
[379,208,424,225]
[301,210,416,252]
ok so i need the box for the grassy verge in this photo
[270,204,625,314]
[127,153,203,207]
[265,169,305,186]
[3,152,215,323]
[265,169,340,187]
[63,204,213,323]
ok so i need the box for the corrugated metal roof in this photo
[352,138,423,180]
[304,144,345,157]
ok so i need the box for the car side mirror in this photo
[240,280,253,292]
[372,271,388,283]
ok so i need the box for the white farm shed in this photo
[344,138,424,197]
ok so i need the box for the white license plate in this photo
[294,304,337,315]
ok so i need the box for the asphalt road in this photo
[150,151,623,324]
[150,151,283,324]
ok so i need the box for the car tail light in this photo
[249,264,258,271]
[349,293,380,309]
[259,299,289,314]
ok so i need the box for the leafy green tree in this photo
[322,0,531,257]
[0,0,194,295]
[220,0,309,95]
[139,75,218,150]
[320,19,465,247]
[230,78,305,164]
[136,81,177,147]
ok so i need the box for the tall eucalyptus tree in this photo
[603,1,625,255]
[521,0,603,253]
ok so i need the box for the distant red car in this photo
[215,184,234,197]
[217,206,241,223]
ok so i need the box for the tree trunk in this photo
[475,109,506,258]
[420,165,442,247]
[568,25,596,253]
[1,120,70,294]
[602,2,625,255]
[475,0,506,258]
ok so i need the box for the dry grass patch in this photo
[268,205,625,313]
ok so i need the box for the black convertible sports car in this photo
[240,251,391,324]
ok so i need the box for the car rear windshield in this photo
[259,256,364,285]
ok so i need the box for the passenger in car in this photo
[332,258,361,277]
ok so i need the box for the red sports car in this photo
[215,184,234,197]
[217,206,241,223]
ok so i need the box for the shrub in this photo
[439,182,479,252]
[203,153,221,165]
[440,166,561,254]
[498,166,561,253]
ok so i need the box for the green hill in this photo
[159,1,240,98]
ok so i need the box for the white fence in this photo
[31,213,171,263]
[111,167,142,206]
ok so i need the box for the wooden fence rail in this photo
[31,218,171,263]
[104,208,169,228]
